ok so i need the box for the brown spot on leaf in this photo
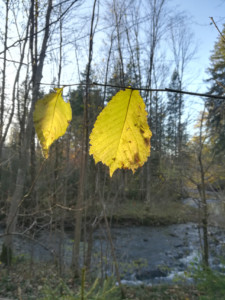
[144,137,150,146]
[134,152,140,164]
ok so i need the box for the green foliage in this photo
[0,273,17,295]
[41,277,120,300]
[119,258,148,278]
[41,280,74,299]
[124,284,200,299]
[191,264,225,300]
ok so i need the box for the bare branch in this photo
[210,17,225,43]
[0,0,79,56]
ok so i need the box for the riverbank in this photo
[0,199,198,233]
[1,196,225,299]
[2,188,221,230]
[110,199,198,226]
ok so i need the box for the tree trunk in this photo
[198,156,209,267]
[1,0,53,265]
[72,0,98,277]
[198,108,209,267]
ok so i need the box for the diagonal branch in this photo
[210,17,225,43]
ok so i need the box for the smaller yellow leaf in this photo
[33,88,72,158]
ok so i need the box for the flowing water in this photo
[1,222,225,285]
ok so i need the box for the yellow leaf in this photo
[33,88,72,158]
[89,89,152,176]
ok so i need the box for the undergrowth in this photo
[1,255,225,299]
[191,263,225,300]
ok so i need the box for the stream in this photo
[1,222,225,285]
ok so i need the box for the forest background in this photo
[1,0,225,299]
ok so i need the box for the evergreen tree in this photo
[166,69,184,157]
[150,93,166,153]
[106,60,131,102]
[69,66,103,134]
[206,25,225,150]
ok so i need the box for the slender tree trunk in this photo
[103,32,114,104]
[29,0,38,208]
[198,109,209,267]
[72,0,98,277]
[57,6,65,277]
[145,0,166,203]
[0,0,9,201]
[113,0,125,85]
[0,0,9,146]
[1,0,53,265]
[197,179,209,267]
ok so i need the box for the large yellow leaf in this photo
[33,88,72,158]
[89,89,152,176]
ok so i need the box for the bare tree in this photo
[184,107,215,267]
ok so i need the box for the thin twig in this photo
[0,57,28,65]
[0,0,79,56]
[40,81,225,100]
[56,203,87,212]
[216,80,225,90]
